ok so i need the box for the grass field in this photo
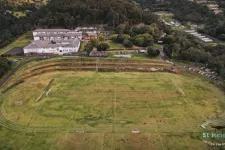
[107,40,126,49]
[0,57,224,150]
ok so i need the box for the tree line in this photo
[0,57,11,78]
[134,0,225,41]
[0,0,159,49]
[162,30,225,79]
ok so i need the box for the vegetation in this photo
[162,30,225,79]
[110,23,163,47]
[135,0,225,42]
[97,42,110,51]
[0,0,159,50]
[0,57,11,78]
[147,46,159,57]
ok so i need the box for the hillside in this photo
[6,0,48,5]
[0,0,158,48]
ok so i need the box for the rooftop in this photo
[34,29,71,32]
[34,32,82,37]
[24,39,80,49]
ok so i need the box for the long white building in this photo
[24,39,80,55]
[24,27,100,55]
[33,29,83,41]
[24,29,83,55]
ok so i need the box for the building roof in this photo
[24,39,80,49]
[89,51,108,57]
[34,32,82,37]
[34,29,71,32]
[75,27,97,31]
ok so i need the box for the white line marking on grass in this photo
[21,136,32,150]
[158,93,173,133]
[49,134,58,150]
[147,133,151,140]
[157,130,165,150]
[58,131,68,150]
[101,133,104,150]
[169,77,199,121]
[26,100,46,126]
[114,83,117,119]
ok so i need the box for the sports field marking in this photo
[25,99,46,126]
[21,136,32,150]
[58,131,68,150]
[169,77,200,120]
[158,92,173,133]
[157,131,165,150]
[49,134,58,150]
[101,133,104,150]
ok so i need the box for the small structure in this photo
[131,130,140,134]
[138,50,147,53]
[89,51,108,57]
[14,101,23,106]
[113,55,132,58]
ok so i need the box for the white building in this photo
[24,39,80,55]
[33,29,82,41]
[24,27,100,55]
[75,27,99,39]
[24,28,82,55]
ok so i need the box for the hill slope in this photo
[0,0,158,48]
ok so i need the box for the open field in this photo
[0,58,224,149]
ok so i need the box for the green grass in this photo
[0,61,224,149]
[107,40,126,49]
[6,10,26,18]
[0,34,32,55]
[79,41,88,52]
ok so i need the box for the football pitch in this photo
[0,68,225,149]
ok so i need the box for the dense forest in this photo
[0,57,11,78]
[134,0,225,41]
[162,30,225,79]
[0,0,158,49]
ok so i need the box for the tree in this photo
[116,24,127,34]
[163,44,173,58]
[135,37,145,46]
[134,34,153,47]
[0,57,11,78]
[98,34,105,42]
[84,42,94,53]
[147,46,159,57]
[90,38,99,48]
[97,42,110,51]
[163,35,174,45]
[117,34,130,43]
[142,33,154,46]
[123,39,133,47]
[110,34,118,42]
[171,43,181,57]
